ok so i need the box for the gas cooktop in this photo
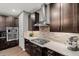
[31,38,50,45]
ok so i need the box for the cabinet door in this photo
[0,16,6,31]
[50,3,61,32]
[6,16,15,27]
[32,12,39,31]
[7,40,18,48]
[33,12,39,31]
[50,3,78,33]
[0,38,7,50]
[77,4,79,32]
[13,18,18,27]
[28,12,39,31]
[28,15,33,31]
[61,4,74,32]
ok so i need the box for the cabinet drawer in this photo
[7,40,18,48]
[46,48,64,56]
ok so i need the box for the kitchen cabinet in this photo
[50,3,79,33]
[25,39,41,56]
[6,16,14,27]
[45,48,64,56]
[77,4,79,32]
[61,4,74,32]
[6,16,18,27]
[25,39,46,56]
[0,39,18,51]
[25,39,32,55]
[30,43,42,56]
[7,40,19,48]
[0,38,7,50]
[14,18,19,27]
[28,12,39,31]
[0,16,18,31]
[25,39,64,56]
[0,16,6,31]
[0,39,18,50]
[50,3,61,32]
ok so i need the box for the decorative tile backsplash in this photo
[39,26,79,44]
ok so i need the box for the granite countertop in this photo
[44,41,79,56]
[24,32,79,56]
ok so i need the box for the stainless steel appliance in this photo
[6,27,18,41]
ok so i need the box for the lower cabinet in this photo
[45,48,64,56]
[0,38,7,50]
[0,39,18,51]
[25,39,64,56]
[7,40,19,48]
[29,43,47,56]
[25,39,46,56]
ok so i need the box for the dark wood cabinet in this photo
[25,39,64,56]
[7,40,19,48]
[6,16,18,27]
[25,39,32,55]
[77,4,79,32]
[0,16,6,31]
[6,16,14,27]
[14,18,19,27]
[28,12,39,31]
[25,39,41,56]
[50,3,61,32]
[61,4,74,32]
[0,38,18,51]
[50,3,79,33]
[0,38,7,50]
[0,16,18,32]
[45,48,64,56]
[25,39,46,56]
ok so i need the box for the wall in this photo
[23,12,29,32]
[19,12,24,50]
[19,11,29,50]
[39,26,79,44]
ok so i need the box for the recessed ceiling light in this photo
[12,9,16,12]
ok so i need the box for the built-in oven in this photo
[6,27,18,41]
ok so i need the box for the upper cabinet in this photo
[77,4,79,32]
[0,16,6,31]
[0,16,18,31]
[14,18,19,27]
[28,12,39,31]
[6,16,14,27]
[50,3,61,32]
[50,3,79,33]
[6,16,18,27]
[61,4,74,32]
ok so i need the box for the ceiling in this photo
[0,3,42,17]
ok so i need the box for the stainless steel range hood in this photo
[34,21,49,26]
[34,4,49,26]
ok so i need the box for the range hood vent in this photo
[34,19,49,26]
[34,4,49,26]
